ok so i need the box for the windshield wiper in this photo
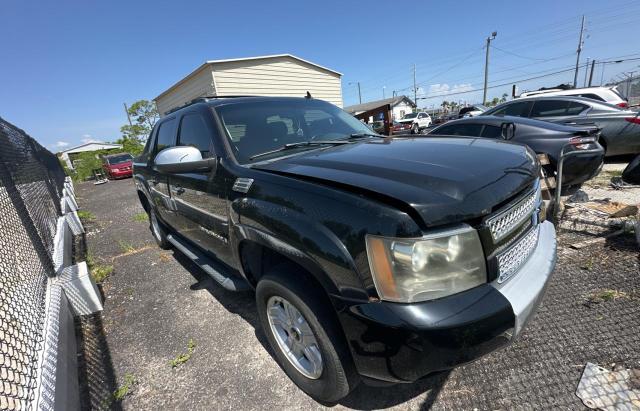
[348,132,384,139]
[249,140,351,160]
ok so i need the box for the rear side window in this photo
[178,114,214,158]
[433,123,483,137]
[531,100,588,117]
[566,101,589,115]
[530,100,569,117]
[492,101,532,117]
[481,125,503,138]
[155,118,177,155]
[577,93,605,102]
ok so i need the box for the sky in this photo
[2,0,640,151]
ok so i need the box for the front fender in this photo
[231,197,369,302]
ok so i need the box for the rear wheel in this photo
[149,208,170,249]
[256,265,358,402]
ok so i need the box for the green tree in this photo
[121,100,159,142]
[500,93,508,103]
[489,97,500,107]
[115,136,145,156]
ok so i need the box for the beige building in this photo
[154,54,343,115]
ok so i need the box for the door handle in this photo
[171,186,185,195]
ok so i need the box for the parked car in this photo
[393,111,432,133]
[102,153,133,179]
[519,85,629,108]
[368,120,386,134]
[458,104,488,118]
[134,96,556,402]
[428,116,605,193]
[482,96,640,156]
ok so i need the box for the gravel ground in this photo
[75,177,639,410]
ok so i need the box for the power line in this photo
[417,64,588,100]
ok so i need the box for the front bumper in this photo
[108,169,133,178]
[338,221,556,383]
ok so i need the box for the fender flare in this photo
[232,224,343,298]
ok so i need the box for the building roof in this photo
[344,96,416,114]
[57,141,122,155]
[154,54,342,101]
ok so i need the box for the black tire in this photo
[256,265,359,402]
[411,123,419,134]
[149,207,171,249]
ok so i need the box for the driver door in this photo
[168,111,233,265]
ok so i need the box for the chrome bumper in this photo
[491,221,557,335]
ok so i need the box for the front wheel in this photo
[256,265,358,402]
[149,208,170,249]
[411,123,419,134]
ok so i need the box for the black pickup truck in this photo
[133,96,556,402]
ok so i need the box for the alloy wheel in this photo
[266,296,323,379]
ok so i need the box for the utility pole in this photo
[123,102,133,126]
[413,63,417,107]
[573,15,585,88]
[583,58,590,87]
[588,59,596,87]
[383,86,386,99]
[483,31,497,105]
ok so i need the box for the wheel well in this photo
[239,241,330,296]
[137,190,150,213]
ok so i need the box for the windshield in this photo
[402,113,417,119]
[215,99,375,163]
[107,154,132,164]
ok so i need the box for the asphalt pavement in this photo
[75,177,639,410]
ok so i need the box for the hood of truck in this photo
[252,137,538,227]
[396,118,416,124]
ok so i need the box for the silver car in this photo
[482,96,640,156]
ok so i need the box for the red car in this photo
[102,153,134,179]
[391,121,412,135]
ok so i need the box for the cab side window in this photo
[178,114,214,158]
[154,118,177,156]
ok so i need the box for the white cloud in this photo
[55,141,70,148]
[427,83,474,96]
[81,134,94,144]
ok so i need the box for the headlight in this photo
[365,225,487,303]
[112,168,119,172]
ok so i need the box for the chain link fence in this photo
[0,117,67,410]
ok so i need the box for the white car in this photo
[519,86,629,108]
[394,112,432,134]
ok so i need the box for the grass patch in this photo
[581,257,594,271]
[77,210,95,222]
[586,289,628,304]
[91,264,113,283]
[118,240,136,253]
[113,373,137,401]
[133,212,149,223]
[169,339,196,368]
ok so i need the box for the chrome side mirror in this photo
[154,146,216,173]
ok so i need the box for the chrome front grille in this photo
[487,183,540,242]
[496,226,539,283]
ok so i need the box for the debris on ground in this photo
[576,362,640,410]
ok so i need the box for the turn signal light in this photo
[624,117,640,125]
[617,102,629,108]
